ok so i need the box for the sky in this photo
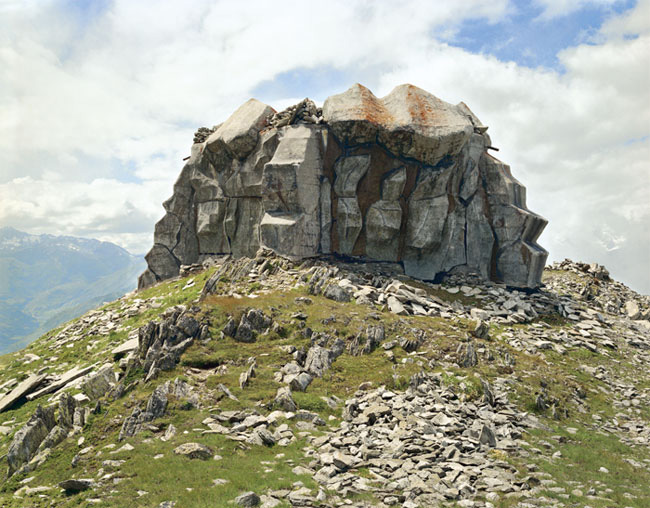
[0,0,648,294]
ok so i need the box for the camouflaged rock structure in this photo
[139,84,548,290]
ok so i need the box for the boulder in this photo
[0,373,47,412]
[253,427,276,447]
[350,325,385,355]
[471,320,490,340]
[235,320,256,343]
[58,392,78,428]
[235,491,261,507]
[140,84,547,289]
[304,345,338,377]
[323,284,351,303]
[274,386,297,412]
[59,478,96,492]
[625,300,641,320]
[289,372,313,392]
[387,296,406,315]
[38,425,68,452]
[7,405,56,475]
[118,378,194,441]
[173,442,213,460]
[461,342,478,368]
[137,311,199,378]
[206,99,275,160]
[479,424,497,447]
[81,364,116,400]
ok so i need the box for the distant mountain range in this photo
[0,227,146,354]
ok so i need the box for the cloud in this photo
[0,0,648,293]
[0,0,513,253]
[0,174,168,253]
[533,0,626,20]
[599,0,650,37]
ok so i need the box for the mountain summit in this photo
[0,251,648,506]
[139,84,547,291]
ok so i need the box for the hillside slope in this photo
[0,227,146,354]
[0,254,648,507]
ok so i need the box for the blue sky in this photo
[449,0,637,69]
[1,0,648,292]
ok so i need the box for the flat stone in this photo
[387,296,407,315]
[0,374,47,412]
[27,365,95,401]
[111,338,139,358]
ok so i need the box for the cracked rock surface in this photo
[140,83,547,290]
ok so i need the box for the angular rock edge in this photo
[139,83,547,289]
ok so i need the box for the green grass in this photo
[0,264,649,507]
[517,424,650,508]
[101,434,318,508]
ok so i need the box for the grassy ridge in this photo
[0,264,647,507]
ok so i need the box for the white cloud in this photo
[599,0,650,37]
[0,174,168,253]
[0,0,513,254]
[0,0,648,292]
[533,0,625,20]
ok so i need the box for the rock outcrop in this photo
[135,305,201,381]
[140,84,547,289]
[7,405,55,475]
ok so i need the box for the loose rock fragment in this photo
[234,491,261,507]
[173,443,213,460]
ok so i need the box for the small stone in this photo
[471,320,490,340]
[479,424,497,447]
[161,424,177,442]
